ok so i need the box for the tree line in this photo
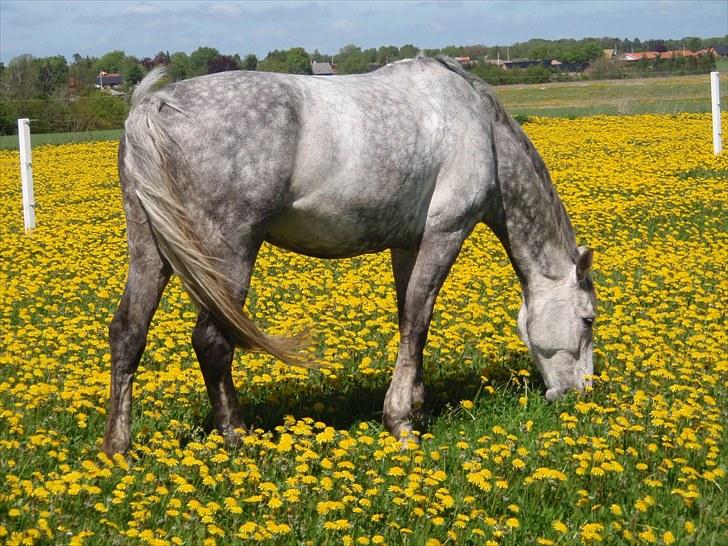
[1,35,724,135]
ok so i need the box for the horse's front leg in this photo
[384,232,466,442]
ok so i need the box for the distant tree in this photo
[462,44,489,60]
[189,47,221,75]
[399,44,419,58]
[207,54,240,74]
[309,49,327,62]
[168,52,191,81]
[377,45,400,65]
[95,50,126,73]
[339,51,370,74]
[0,55,40,99]
[257,50,289,73]
[339,44,362,57]
[286,47,311,74]
[154,51,171,66]
[652,40,668,53]
[126,64,143,84]
[684,37,702,52]
[69,53,97,89]
[563,41,603,63]
[242,54,258,71]
[423,48,441,58]
[441,45,464,58]
[37,55,68,96]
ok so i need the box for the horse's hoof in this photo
[220,425,246,449]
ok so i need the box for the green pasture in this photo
[494,73,728,119]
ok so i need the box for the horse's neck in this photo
[488,119,577,286]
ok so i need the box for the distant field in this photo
[495,73,728,118]
[0,129,122,150]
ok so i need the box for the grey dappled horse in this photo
[103,57,596,456]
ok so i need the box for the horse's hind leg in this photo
[191,244,260,445]
[192,310,246,443]
[103,251,170,456]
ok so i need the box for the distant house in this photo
[454,56,472,67]
[95,71,124,88]
[501,59,554,70]
[551,60,589,73]
[311,61,335,75]
[501,59,543,70]
[619,50,696,62]
[697,45,728,57]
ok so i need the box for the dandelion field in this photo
[1,114,726,545]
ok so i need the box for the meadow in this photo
[494,73,728,118]
[0,113,726,545]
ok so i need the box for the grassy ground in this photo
[494,73,727,118]
[0,114,726,545]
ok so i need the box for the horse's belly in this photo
[265,199,423,259]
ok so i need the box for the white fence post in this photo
[711,71,722,155]
[18,118,36,232]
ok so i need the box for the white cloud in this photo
[122,2,160,16]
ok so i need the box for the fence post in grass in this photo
[18,118,36,232]
[711,71,722,155]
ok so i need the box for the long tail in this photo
[123,67,312,366]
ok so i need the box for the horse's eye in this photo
[582,317,595,328]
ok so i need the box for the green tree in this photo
[286,47,311,74]
[377,45,400,65]
[399,44,419,59]
[126,64,143,84]
[69,54,97,89]
[242,54,258,71]
[95,50,126,73]
[189,47,221,76]
[257,50,289,73]
[168,52,191,81]
[36,56,68,96]
[339,51,370,74]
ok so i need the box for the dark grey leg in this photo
[192,310,246,443]
[190,241,260,445]
[103,258,170,456]
[384,233,465,441]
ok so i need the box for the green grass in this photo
[494,73,728,118]
[0,129,122,150]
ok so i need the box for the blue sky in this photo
[1,0,726,64]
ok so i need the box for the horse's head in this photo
[517,247,596,401]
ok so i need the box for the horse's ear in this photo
[576,246,593,282]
